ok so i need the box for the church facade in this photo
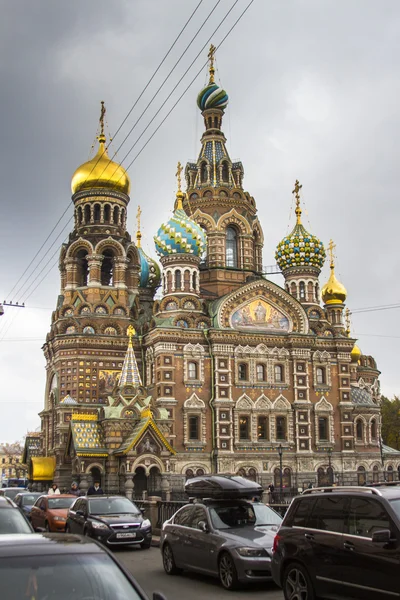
[30,50,400,497]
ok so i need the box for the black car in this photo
[14,492,42,520]
[0,487,27,501]
[272,484,400,600]
[0,533,166,600]
[66,495,152,548]
[0,496,34,534]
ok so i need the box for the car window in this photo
[4,489,20,501]
[285,497,315,527]
[0,509,32,534]
[209,503,256,529]
[346,498,392,538]
[389,499,400,521]
[173,505,194,526]
[48,497,75,510]
[21,495,39,506]
[73,499,82,511]
[39,499,47,510]
[88,498,140,515]
[253,503,282,526]
[191,506,209,530]
[308,496,347,533]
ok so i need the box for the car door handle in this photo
[304,533,314,541]
[344,541,355,551]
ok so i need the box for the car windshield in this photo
[209,503,256,529]
[389,498,400,519]
[0,509,32,534]
[89,498,140,515]
[253,503,282,526]
[4,489,20,501]
[0,553,142,600]
[48,498,75,510]
[21,495,41,506]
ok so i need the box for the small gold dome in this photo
[321,266,347,305]
[351,343,361,363]
[71,135,130,196]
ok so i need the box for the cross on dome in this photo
[208,44,216,84]
[292,179,303,224]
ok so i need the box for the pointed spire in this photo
[292,179,303,224]
[208,44,216,84]
[119,325,142,387]
[136,205,142,248]
[175,161,184,210]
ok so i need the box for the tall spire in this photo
[292,179,303,224]
[119,325,142,388]
[208,44,216,84]
[136,205,142,248]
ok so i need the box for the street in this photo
[117,547,284,600]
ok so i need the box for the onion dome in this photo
[135,206,160,289]
[71,102,130,196]
[154,163,206,257]
[275,182,325,271]
[351,343,362,363]
[196,44,228,111]
[60,393,78,406]
[321,240,347,305]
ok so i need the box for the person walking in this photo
[87,480,104,496]
[268,482,275,504]
[68,481,79,496]
[48,483,60,495]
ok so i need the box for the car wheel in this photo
[218,552,239,591]
[162,543,181,575]
[283,563,315,600]
[140,540,151,549]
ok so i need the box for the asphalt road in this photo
[117,547,284,600]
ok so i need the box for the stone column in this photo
[125,475,134,500]
[87,254,103,287]
[64,258,78,290]
[114,257,128,289]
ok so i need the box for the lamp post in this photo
[327,447,333,485]
[278,444,283,502]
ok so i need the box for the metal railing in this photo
[156,500,188,529]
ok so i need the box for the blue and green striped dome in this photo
[154,205,206,257]
[138,247,160,289]
[275,222,326,271]
[197,83,229,111]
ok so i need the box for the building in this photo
[1,442,27,484]
[30,49,400,496]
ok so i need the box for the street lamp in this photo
[278,444,283,502]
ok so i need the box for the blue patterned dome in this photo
[197,83,229,111]
[138,247,161,289]
[154,195,206,257]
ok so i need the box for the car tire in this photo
[140,540,151,549]
[218,552,239,591]
[162,543,181,575]
[283,562,315,600]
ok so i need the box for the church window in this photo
[175,270,182,290]
[256,364,265,382]
[318,417,328,441]
[221,162,229,182]
[258,416,268,440]
[356,419,364,440]
[113,206,119,224]
[226,227,238,268]
[104,204,111,222]
[373,465,379,482]
[101,251,114,286]
[94,203,101,223]
[76,250,89,287]
[238,363,248,381]
[274,365,284,383]
[357,466,366,485]
[276,416,287,441]
[188,362,198,380]
[120,208,125,227]
[299,281,306,300]
[186,468,194,479]
[316,367,325,385]
[371,419,377,440]
[192,272,197,289]
[200,162,207,183]
[189,416,200,440]
[387,465,394,482]
[239,416,250,440]
[84,205,91,224]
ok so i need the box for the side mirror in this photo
[76,510,85,517]
[153,593,167,600]
[198,520,209,533]
[372,529,391,544]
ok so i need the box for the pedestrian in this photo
[48,483,60,495]
[68,481,79,496]
[87,480,104,496]
[268,482,275,504]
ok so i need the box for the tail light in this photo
[272,534,281,553]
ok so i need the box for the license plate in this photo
[116,532,136,539]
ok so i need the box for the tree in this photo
[381,396,400,450]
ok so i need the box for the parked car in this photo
[30,494,76,532]
[161,475,279,590]
[66,495,152,548]
[272,484,400,600]
[14,492,42,519]
[0,487,27,501]
[0,496,34,534]
[0,533,167,600]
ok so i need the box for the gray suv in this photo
[161,499,282,590]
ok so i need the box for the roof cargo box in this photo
[185,475,263,499]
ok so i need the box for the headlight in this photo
[141,519,151,528]
[91,521,109,530]
[53,517,66,522]
[236,547,268,557]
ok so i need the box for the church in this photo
[24,48,400,497]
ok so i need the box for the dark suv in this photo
[272,485,400,600]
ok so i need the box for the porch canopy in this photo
[31,457,56,481]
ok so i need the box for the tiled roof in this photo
[70,419,107,457]
[350,387,376,406]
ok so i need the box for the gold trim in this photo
[72,413,98,421]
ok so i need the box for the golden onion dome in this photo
[321,265,347,305]
[351,343,362,363]
[71,134,130,196]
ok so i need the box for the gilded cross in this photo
[127,325,136,341]
[328,239,336,267]
[292,180,303,224]
[176,162,183,192]
[99,101,106,136]
[136,205,142,247]
[208,44,216,84]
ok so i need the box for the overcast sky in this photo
[1,0,399,442]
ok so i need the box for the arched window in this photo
[317,467,328,487]
[318,417,328,441]
[113,206,119,225]
[186,469,194,480]
[226,227,238,268]
[256,364,265,382]
[94,203,101,223]
[299,281,306,300]
[84,205,91,224]
[188,361,198,380]
[238,363,248,381]
[276,416,287,441]
[371,419,377,440]
[175,270,182,290]
[316,367,325,385]
[192,272,197,289]
[239,416,250,440]
[387,465,394,482]
[76,250,89,286]
[257,416,268,440]
[357,466,366,485]
[373,465,380,483]
[188,416,199,440]
[77,206,83,225]
[120,208,125,228]
[283,468,291,488]
[200,162,207,183]
[101,251,114,286]
[274,365,284,383]
[356,420,363,441]
[248,468,257,482]
[221,162,229,182]
[104,204,111,222]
